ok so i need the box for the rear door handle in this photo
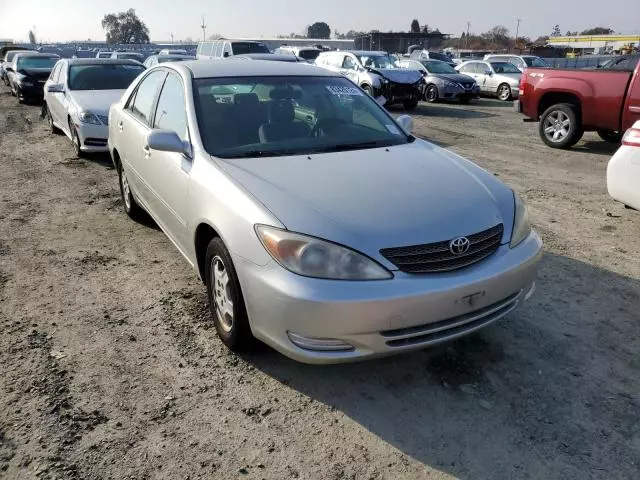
[143,144,150,159]
[118,121,123,132]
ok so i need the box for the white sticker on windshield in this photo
[326,85,363,96]
[385,124,401,135]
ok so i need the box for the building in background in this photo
[354,32,449,54]
[547,34,640,55]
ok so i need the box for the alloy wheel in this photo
[498,85,511,101]
[212,256,234,332]
[120,169,131,210]
[543,111,571,143]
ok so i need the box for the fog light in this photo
[287,332,354,352]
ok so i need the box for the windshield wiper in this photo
[223,149,298,158]
[312,141,389,153]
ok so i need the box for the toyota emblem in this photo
[449,236,471,255]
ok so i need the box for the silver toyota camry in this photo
[108,61,542,364]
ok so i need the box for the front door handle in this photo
[143,144,150,159]
[118,121,123,132]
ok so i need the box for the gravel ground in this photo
[0,87,638,480]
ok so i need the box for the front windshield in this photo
[358,54,396,69]
[523,57,549,67]
[424,61,457,74]
[231,42,270,55]
[194,76,410,158]
[68,64,145,90]
[490,62,521,74]
[16,56,58,69]
[298,50,320,61]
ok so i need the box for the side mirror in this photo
[147,129,190,155]
[5,66,13,72]
[485,70,493,76]
[46,83,64,93]
[396,115,414,134]
[223,52,229,58]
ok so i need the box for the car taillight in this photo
[519,74,525,96]
[622,127,640,147]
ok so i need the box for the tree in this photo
[580,27,614,35]
[28,30,36,45]
[101,9,150,44]
[421,25,430,34]
[551,25,561,37]
[307,22,331,39]
[410,19,421,33]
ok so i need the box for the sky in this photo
[1,0,639,43]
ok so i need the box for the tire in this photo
[116,162,145,221]
[205,237,253,351]
[9,81,16,96]
[459,98,472,105]
[362,84,373,96]
[597,130,623,144]
[425,84,439,103]
[68,118,83,157]
[45,105,61,134]
[497,83,512,101]
[403,98,419,110]
[539,103,584,149]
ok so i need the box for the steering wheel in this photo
[310,117,349,137]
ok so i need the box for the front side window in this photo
[342,56,357,70]
[16,56,58,69]
[194,76,411,158]
[490,62,521,74]
[153,74,188,141]
[358,54,396,69]
[424,61,457,74]
[128,71,167,125]
[68,64,145,90]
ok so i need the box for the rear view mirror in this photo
[396,115,414,134]
[147,129,190,156]
[46,83,64,93]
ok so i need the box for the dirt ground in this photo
[0,86,638,480]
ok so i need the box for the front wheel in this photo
[425,85,439,103]
[597,130,623,144]
[68,118,84,157]
[361,84,373,96]
[539,103,584,149]
[205,238,253,351]
[46,105,61,134]
[497,83,512,101]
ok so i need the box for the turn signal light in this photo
[622,127,640,147]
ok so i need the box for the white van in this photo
[196,40,270,59]
[274,46,321,63]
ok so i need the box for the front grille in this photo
[380,290,521,348]
[97,115,109,125]
[84,138,108,146]
[380,224,504,274]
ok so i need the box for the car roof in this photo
[171,60,337,78]
[231,53,301,62]
[66,58,144,66]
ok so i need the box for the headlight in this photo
[510,192,531,247]
[255,225,393,280]
[443,80,461,88]
[78,111,101,125]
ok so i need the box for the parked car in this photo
[456,60,521,101]
[95,51,113,59]
[158,49,188,56]
[484,54,549,72]
[315,50,424,109]
[196,40,270,59]
[409,50,457,68]
[607,121,640,210]
[274,46,321,63]
[398,59,480,104]
[44,59,145,155]
[110,51,145,63]
[228,53,304,63]
[144,54,196,68]
[107,60,542,364]
[518,61,640,148]
[1,47,32,86]
[6,52,59,103]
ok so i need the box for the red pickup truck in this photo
[518,58,640,148]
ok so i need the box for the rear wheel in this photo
[497,83,512,101]
[539,103,584,149]
[425,84,439,103]
[597,130,623,144]
[117,162,144,221]
[403,98,419,110]
[205,238,253,351]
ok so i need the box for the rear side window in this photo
[153,73,188,141]
[459,62,476,73]
[128,70,167,125]
[610,56,639,71]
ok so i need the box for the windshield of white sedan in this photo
[68,64,145,90]
[490,62,521,74]
[195,76,410,158]
[358,55,397,69]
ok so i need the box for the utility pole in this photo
[465,22,470,49]
[201,15,207,41]
[170,32,174,44]
[515,18,521,52]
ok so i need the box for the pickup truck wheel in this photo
[539,103,584,149]
[597,130,623,144]
[205,238,253,351]
[497,83,512,101]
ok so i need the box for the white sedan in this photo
[607,121,640,211]
[43,59,145,156]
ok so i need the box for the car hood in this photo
[218,141,515,264]
[370,68,422,84]
[430,73,476,84]
[69,90,127,115]
[494,72,521,84]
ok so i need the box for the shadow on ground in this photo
[407,104,496,119]
[572,140,620,157]
[245,252,640,479]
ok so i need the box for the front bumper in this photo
[15,83,45,99]
[76,121,109,152]
[441,84,481,100]
[236,231,543,364]
[378,81,423,105]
